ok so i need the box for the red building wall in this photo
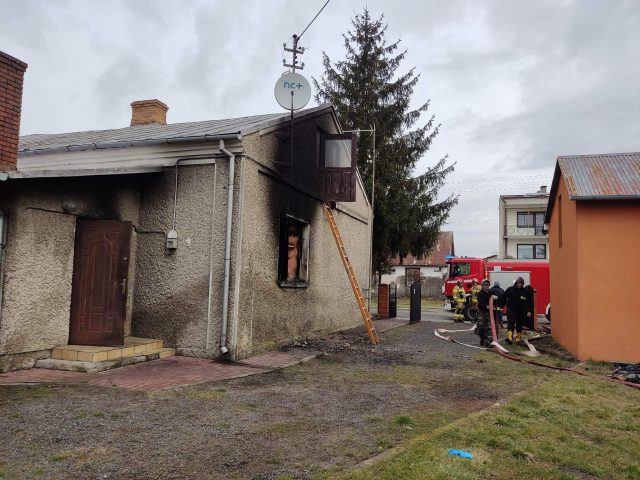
[550,174,640,362]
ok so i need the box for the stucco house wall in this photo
[234,114,370,358]
[132,159,232,358]
[0,103,372,369]
[0,176,140,371]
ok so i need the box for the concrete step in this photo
[51,337,164,363]
[35,347,175,373]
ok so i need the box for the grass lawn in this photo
[341,371,640,480]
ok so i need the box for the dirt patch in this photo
[529,334,577,361]
[0,321,575,479]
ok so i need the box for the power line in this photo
[442,174,552,185]
[298,0,331,40]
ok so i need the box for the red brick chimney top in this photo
[130,99,169,126]
[0,51,28,172]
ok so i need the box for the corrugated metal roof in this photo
[19,104,332,155]
[545,152,640,223]
[558,152,640,199]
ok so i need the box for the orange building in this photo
[545,153,640,362]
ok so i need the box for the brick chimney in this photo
[130,99,168,126]
[0,51,28,172]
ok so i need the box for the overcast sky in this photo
[2,0,639,256]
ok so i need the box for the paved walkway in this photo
[0,319,414,392]
[0,349,319,392]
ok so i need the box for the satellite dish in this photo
[274,72,311,110]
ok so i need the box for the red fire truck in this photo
[443,257,550,322]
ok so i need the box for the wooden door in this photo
[69,219,131,346]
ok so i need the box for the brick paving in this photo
[86,356,261,391]
[0,368,84,385]
[0,349,321,392]
[0,322,409,391]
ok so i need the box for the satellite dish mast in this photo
[274,34,311,167]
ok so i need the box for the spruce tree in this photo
[314,9,457,279]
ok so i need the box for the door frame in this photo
[68,218,132,346]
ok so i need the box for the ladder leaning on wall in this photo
[322,203,380,345]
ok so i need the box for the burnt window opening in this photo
[278,215,310,288]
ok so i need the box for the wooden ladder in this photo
[322,203,380,345]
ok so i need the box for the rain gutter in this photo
[572,195,640,201]
[19,133,243,157]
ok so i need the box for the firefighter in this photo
[503,277,532,344]
[475,279,493,346]
[489,281,505,326]
[470,278,481,318]
[452,280,466,322]
[470,279,481,307]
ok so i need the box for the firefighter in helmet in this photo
[470,278,481,309]
[452,280,466,322]
[489,281,505,327]
[475,279,494,346]
[503,276,532,344]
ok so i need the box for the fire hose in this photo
[434,298,640,390]
[487,297,640,390]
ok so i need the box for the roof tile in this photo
[389,231,454,267]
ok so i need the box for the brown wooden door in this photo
[69,219,131,346]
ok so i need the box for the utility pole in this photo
[283,34,305,73]
[281,36,306,168]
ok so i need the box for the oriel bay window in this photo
[320,133,357,203]
[278,215,310,288]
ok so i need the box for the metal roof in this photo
[558,152,640,199]
[545,152,640,223]
[19,104,332,156]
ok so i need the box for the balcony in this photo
[503,225,546,237]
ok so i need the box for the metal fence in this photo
[503,225,546,237]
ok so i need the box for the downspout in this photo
[230,156,246,360]
[219,139,235,355]
[205,162,218,351]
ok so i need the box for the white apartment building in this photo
[498,186,550,260]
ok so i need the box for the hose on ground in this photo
[488,297,640,390]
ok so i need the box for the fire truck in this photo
[443,257,550,322]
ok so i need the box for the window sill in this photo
[278,281,309,289]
